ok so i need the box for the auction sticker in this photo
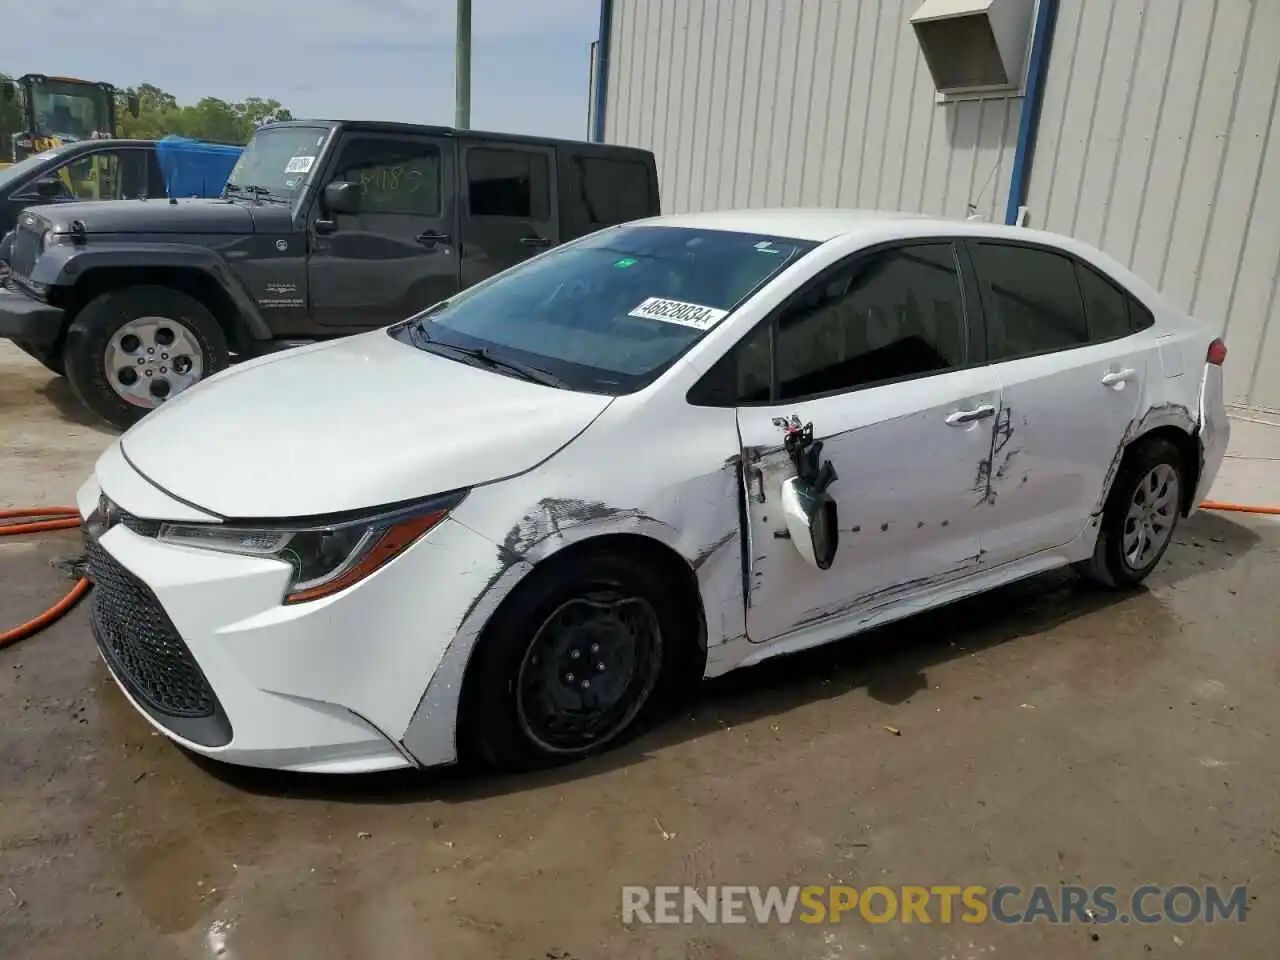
[284,155,316,174]
[628,297,728,330]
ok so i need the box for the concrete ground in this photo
[1,342,1277,960]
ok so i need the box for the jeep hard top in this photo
[0,119,660,429]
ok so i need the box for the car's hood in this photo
[118,331,614,519]
[36,197,255,235]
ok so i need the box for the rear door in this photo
[458,142,558,288]
[307,130,460,329]
[965,240,1153,565]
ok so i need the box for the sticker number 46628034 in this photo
[628,297,729,330]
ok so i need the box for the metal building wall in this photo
[603,0,1022,222]
[1024,0,1280,413]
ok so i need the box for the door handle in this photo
[1101,368,1137,387]
[945,404,996,426]
[416,231,451,247]
[519,235,551,247]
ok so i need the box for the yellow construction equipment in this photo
[0,74,139,173]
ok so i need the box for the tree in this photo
[115,84,293,144]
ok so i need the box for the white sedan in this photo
[78,209,1230,774]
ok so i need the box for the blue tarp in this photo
[154,134,243,198]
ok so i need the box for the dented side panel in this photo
[979,340,1150,567]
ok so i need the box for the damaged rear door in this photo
[964,241,1150,565]
[731,241,999,643]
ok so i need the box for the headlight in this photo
[157,491,466,604]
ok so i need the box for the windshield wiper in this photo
[408,323,565,388]
[224,183,290,204]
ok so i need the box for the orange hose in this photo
[1199,500,1280,515]
[0,507,90,649]
[0,495,1276,650]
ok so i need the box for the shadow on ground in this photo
[186,509,1264,804]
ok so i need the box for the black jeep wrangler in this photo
[0,120,659,429]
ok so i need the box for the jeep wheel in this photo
[65,286,229,430]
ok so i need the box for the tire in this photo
[64,285,230,431]
[1074,437,1185,589]
[462,550,694,773]
[13,340,65,376]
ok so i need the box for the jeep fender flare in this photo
[31,242,272,341]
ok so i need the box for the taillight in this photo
[1207,338,1227,366]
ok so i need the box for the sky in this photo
[1,0,602,139]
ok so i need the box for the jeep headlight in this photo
[157,491,467,604]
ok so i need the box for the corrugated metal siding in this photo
[603,0,1022,222]
[1026,0,1280,412]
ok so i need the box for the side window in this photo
[329,136,441,216]
[969,243,1088,359]
[1129,297,1156,332]
[467,148,550,220]
[569,156,653,228]
[1076,262,1132,342]
[775,243,968,400]
[58,149,151,201]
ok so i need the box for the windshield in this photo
[0,143,77,191]
[393,225,818,394]
[225,126,330,201]
[30,80,112,141]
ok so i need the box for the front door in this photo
[458,142,559,289]
[308,131,460,329]
[734,241,999,643]
[964,241,1150,565]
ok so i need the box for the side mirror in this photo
[33,176,67,200]
[780,477,840,570]
[127,94,141,118]
[323,181,360,216]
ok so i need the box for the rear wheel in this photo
[1075,437,1185,588]
[64,285,229,430]
[462,551,691,772]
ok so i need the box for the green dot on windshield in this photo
[613,257,638,268]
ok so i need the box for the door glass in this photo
[774,243,968,400]
[467,148,550,220]
[57,150,150,200]
[330,136,441,216]
[970,243,1089,359]
[568,155,653,228]
[1075,262,1132,342]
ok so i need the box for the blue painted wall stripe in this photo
[592,0,614,142]
[1005,0,1060,225]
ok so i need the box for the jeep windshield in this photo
[224,125,330,202]
[392,224,817,395]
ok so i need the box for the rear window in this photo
[393,225,816,395]
[565,155,655,231]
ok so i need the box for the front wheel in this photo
[1074,437,1185,588]
[462,551,689,772]
[64,286,230,430]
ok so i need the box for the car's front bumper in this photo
[0,285,62,346]
[78,462,500,774]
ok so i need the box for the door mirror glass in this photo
[324,180,361,216]
[780,476,840,570]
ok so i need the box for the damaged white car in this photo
[78,209,1229,774]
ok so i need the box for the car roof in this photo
[260,119,654,157]
[635,207,1078,244]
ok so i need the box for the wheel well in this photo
[454,533,708,752]
[1124,425,1202,515]
[58,267,252,353]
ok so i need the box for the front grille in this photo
[86,537,217,719]
[9,220,42,280]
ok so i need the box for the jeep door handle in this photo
[416,231,451,247]
[945,404,996,426]
[519,235,551,247]
[1101,368,1137,387]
